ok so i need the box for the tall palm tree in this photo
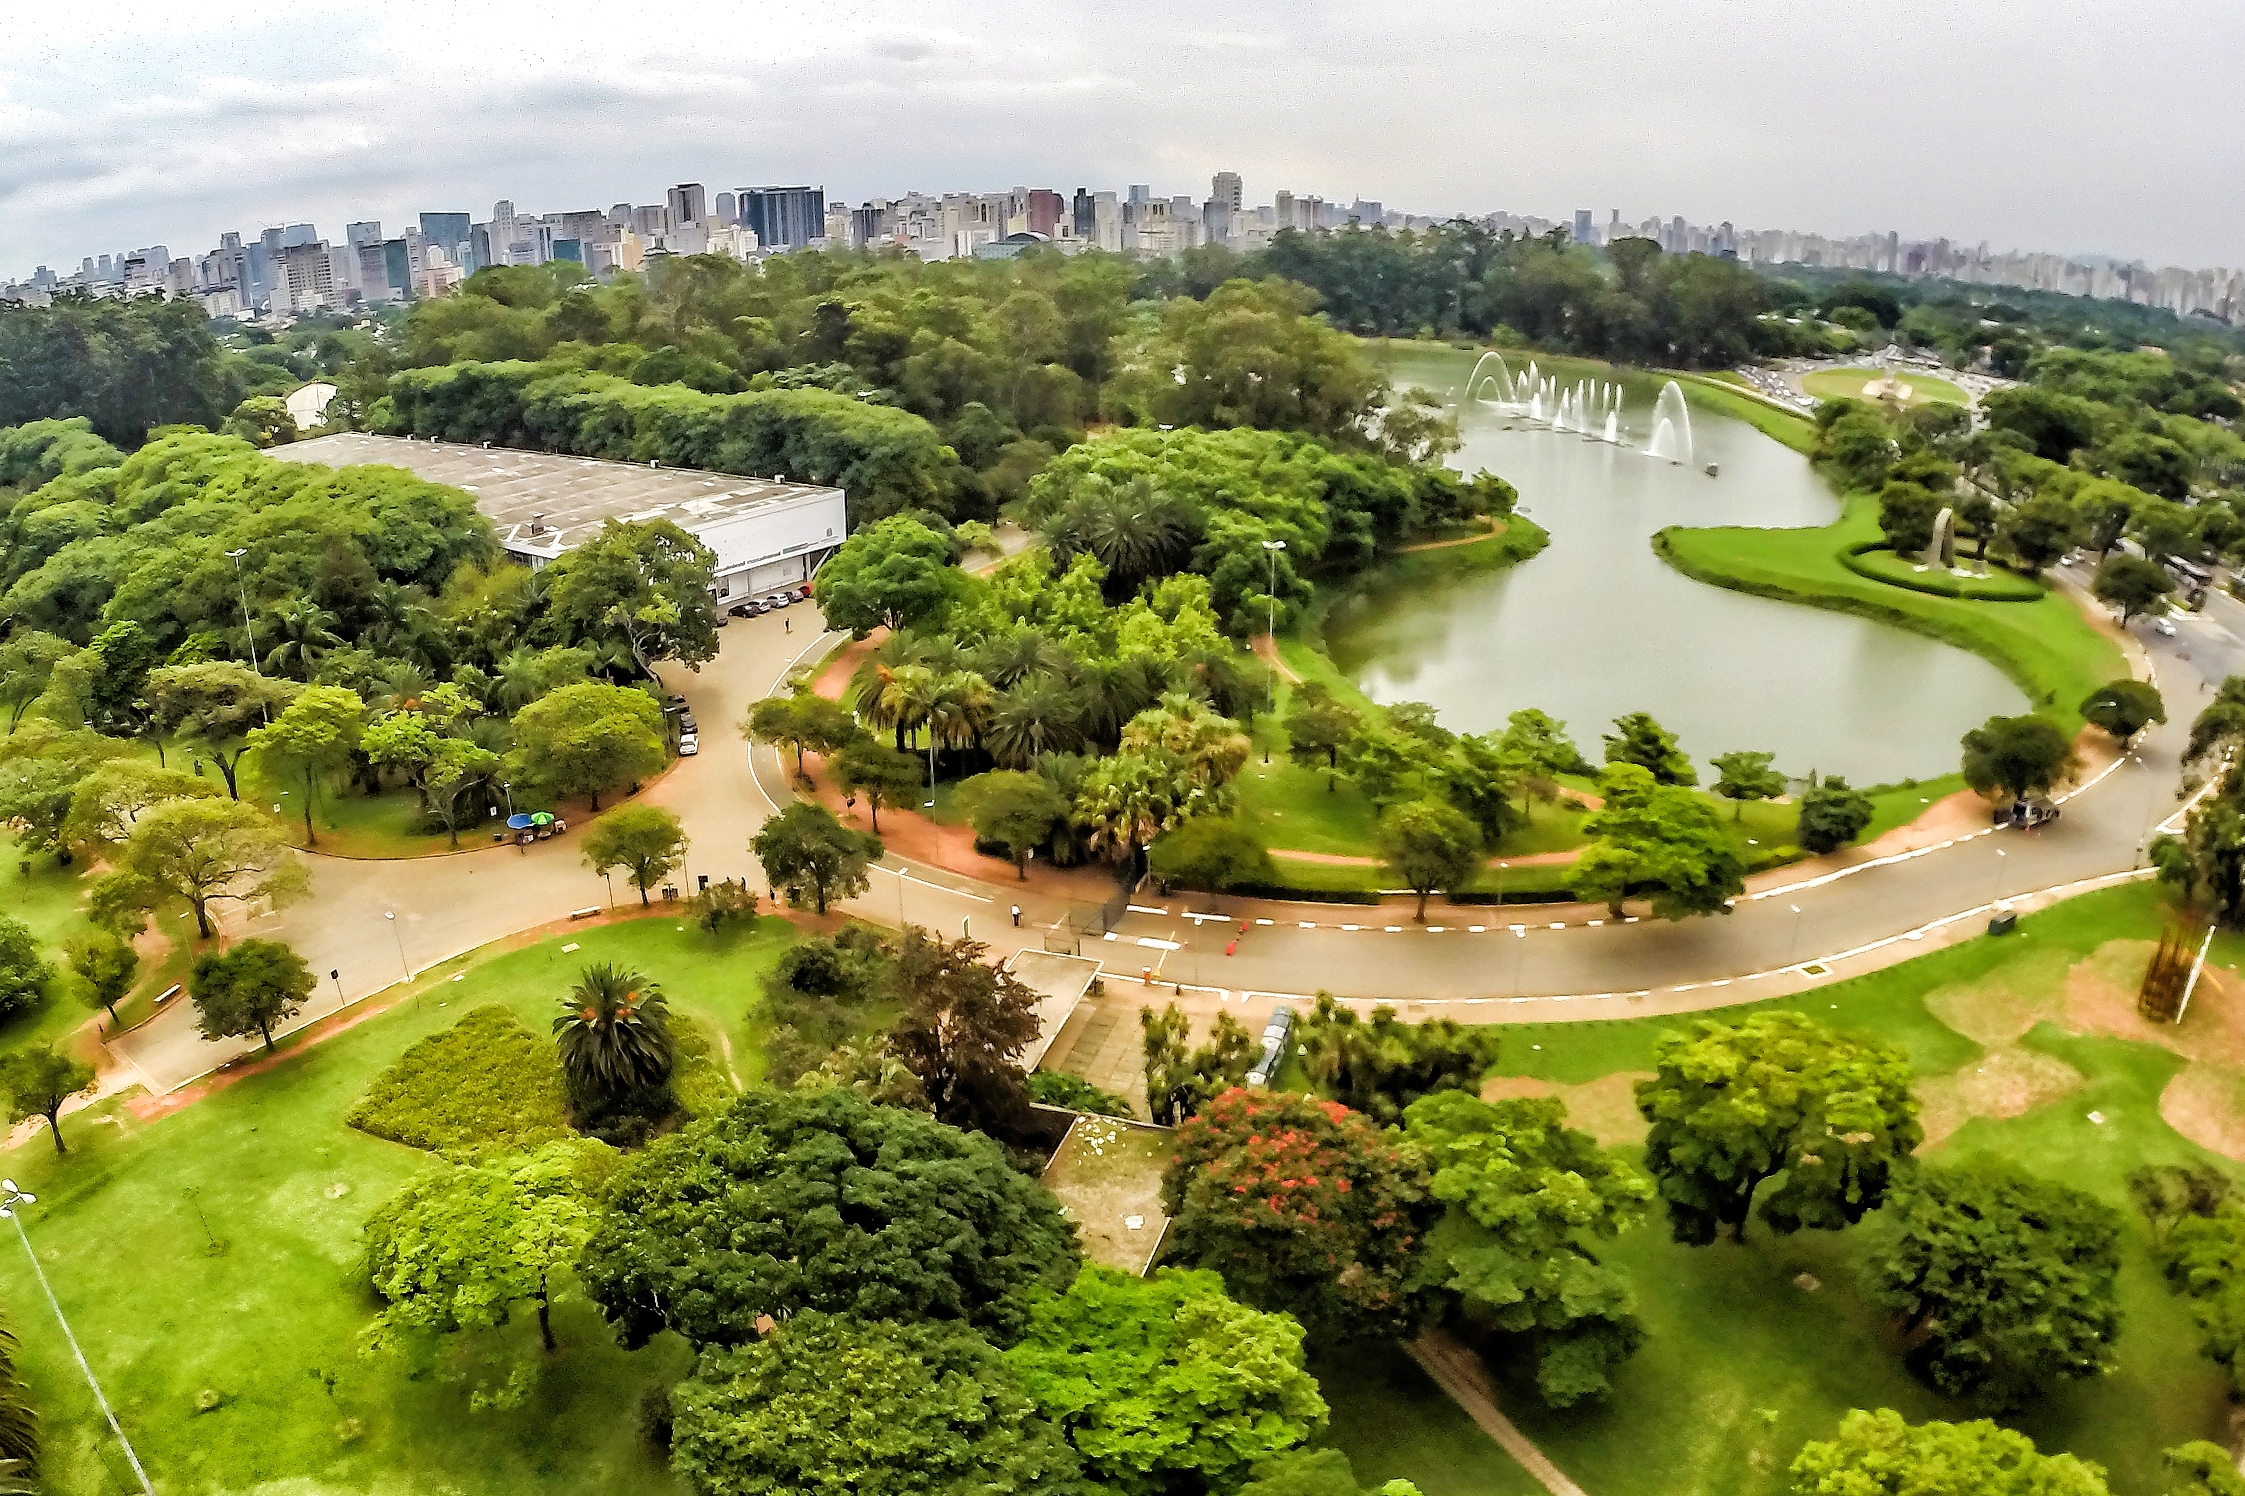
[924,670,993,778]
[970,629,1067,690]
[1122,694,1252,790]
[552,965,675,1102]
[1074,657,1160,750]
[868,663,942,761]
[986,676,1086,768]
[1043,477,1198,601]
[370,659,434,715]
[261,600,344,679]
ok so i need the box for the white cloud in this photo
[3,0,2241,273]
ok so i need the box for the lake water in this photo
[1323,347,2026,784]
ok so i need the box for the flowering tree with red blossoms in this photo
[1160,1088,1435,1341]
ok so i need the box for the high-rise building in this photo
[1211,171,1243,212]
[346,221,384,248]
[629,204,669,243]
[714,191,736,224]
[274,241,335,313]
[418,212,473,264]
[666,183,708,229]
[1072,188,1096,242]
[1571,209,1593,244]
[282,223,319,248]
[1022,189,1065,238]
[740,187,826,249]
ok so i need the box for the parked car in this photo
[727,602,753,618]
[766,591,793,609]
[662,693,687,710]
[678,733,700,756]
[679,713,698,734]
[1244,1003,1297,1087]
[1993,797,2059,828]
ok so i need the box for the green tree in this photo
[1239,1449,1425,1496]
[1788,1409,2110,1496]
[1285,680,1361,783]
[1566,763,1744,920]
[1868,1163,2121,1410]
[539,519,718,674]
[190,937,314,1054]
[832,739,923,832]
[812,513,964,636]
[579,1087,1081,1349]
[63,933,135,1024]
[420,737,503,848]
[506,681,667,811]
[1796,774,1875,854]
[246,683,364,844]
[144,661,298,799]
[2161,1200,2245,1392]
[1005,1265,1327,1495]
[1603,711,1695,786]
[362,1139,612,1378]
[2081,677,2166,748]
[1710,750,1785,819]
[1297,992,1498,1125]
[1636,1012,1921,1245]
[1162,1088,1434,1340]
[1378,799,1483,922]
[61,759,220,849]
[2187,677,2245,765]
[1961,714,2081,805]
[2092,553,2176,624]
[751,801,883,914]
[745,690,861,783]
[2162,1442,2245,1496]
[966,770,1070,878]
[1877,480,1944,555]
[93,796,304,938]
[1147,816,1275,892]
[552,964,674,1112]
[0,1046,93,1156]
[580,803,689,907]
[669,1311,1085,1496]
[1404,1090,1654,1405]
[1998,491,2080,572]
[0,1318,35,1474]
[886,929,1041,1139]
[1497,707,1585,811]
[0,632,75,733]
[1141,1003,1257,1126]
[0,918,50,1024]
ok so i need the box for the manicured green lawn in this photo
[1801,367,1970,407]
[1310,1343,1540,1496]
[1313,881,2233,1496]
[1657,493,2124,733]
[0,915,800,1496]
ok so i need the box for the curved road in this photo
[113,585,2220,1094]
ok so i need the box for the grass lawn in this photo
[1800,367,1971,407]
[1316,881,2233,1496]
[0,914,801,1496]
[1656,493,2124,734]
[1311,1342,1541,1496]
[0,837,193,1052]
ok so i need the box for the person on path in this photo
[1010,904,1021,927]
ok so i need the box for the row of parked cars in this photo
[721,583,812,622]
[662,694,700,757]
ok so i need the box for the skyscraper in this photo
[667,183,708,229]
[740,187,827,249]
[1072,188,1096,242]
[1211,171,1243,212]
[1023,189,1065,238]
[418,212,472,264]
[1572,209,1594,244]
[714,191,736,224]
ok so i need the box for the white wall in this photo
[694,489,847,582]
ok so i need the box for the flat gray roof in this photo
[273,432,844,559]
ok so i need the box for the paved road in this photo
[114,587,2225,1093]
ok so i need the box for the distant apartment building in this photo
[666,183,708,231]
[273,241,336,313]
[740,187,826,249]
[1023,189,1066,238]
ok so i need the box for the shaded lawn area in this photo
[1310,1342,1541,1496]
[1656,493,2123,735]
[0,836,188,1050]
[0,915,800,1496]
[1313,882,2230,1496]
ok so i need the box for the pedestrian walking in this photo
[1010,904,1021,927]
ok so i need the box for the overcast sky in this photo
[6,0,2241,277]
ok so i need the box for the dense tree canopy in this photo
[1636,1012,1921,1245]
[1788,1409,2110,1496]
[0,294,241,443]
[579,1087,1080,1349]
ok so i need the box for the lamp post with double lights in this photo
[0,1179,154,1495]
[225,547,261,677]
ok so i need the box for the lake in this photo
[1322,346,2026,784]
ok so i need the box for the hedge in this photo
[346,1005,573,1158]
[377,360,968,525]
[1838,542,2046,602]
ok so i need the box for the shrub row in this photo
[1838,542,2045,602]
[376,361,968,525]
[346,1005,573,1158]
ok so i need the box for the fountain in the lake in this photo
[1645,380,1695,466]
[1602,410,1619,444]
[1462,351,1518,404]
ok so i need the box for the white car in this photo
[2154,618,2179,637]
[678,733,700,756]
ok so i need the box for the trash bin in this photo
[1987,911,2018,936]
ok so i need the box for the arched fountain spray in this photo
[1645,381,1695,465]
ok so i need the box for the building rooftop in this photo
[273,433,843,561]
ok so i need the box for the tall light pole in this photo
[1990,848,2008,906]
[1511,925,1527,996]
[1787,904,1803,966]
[225,548,261,677]
[0,1181,154,1496]
[1261,538,1287,701]
[384,911,410,984]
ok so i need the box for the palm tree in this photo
[261,600,344,679]
[986,676,1086,768]
[0,1318,35,1472]
[868,663,941,761]
[552,965,675,1103]
[370,659,434,715]
[1123,694,1251,790]
[1074,657,1160,750]
[1076,753,1187,863]
[924,670,993,779]
[1043,477,1198,600]
[971,629,1067,690]
[491,646,554,714]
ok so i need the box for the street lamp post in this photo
[225,548,261,677]
[384,911,410,985]
[1788,904,1803,966]
[1261,540,1287,735]
[0,1181,154,1496]
[1511,925,1527,996]
[1497,861,1509,908]
[1990,848,2008,907]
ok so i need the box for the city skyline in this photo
[4,0,2240,278]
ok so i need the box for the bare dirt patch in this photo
[1480,1071,1653,1148]
[1915,1045,2086,1151]
[2161,1063,2245,1162]
[1921,945,2076,1046]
